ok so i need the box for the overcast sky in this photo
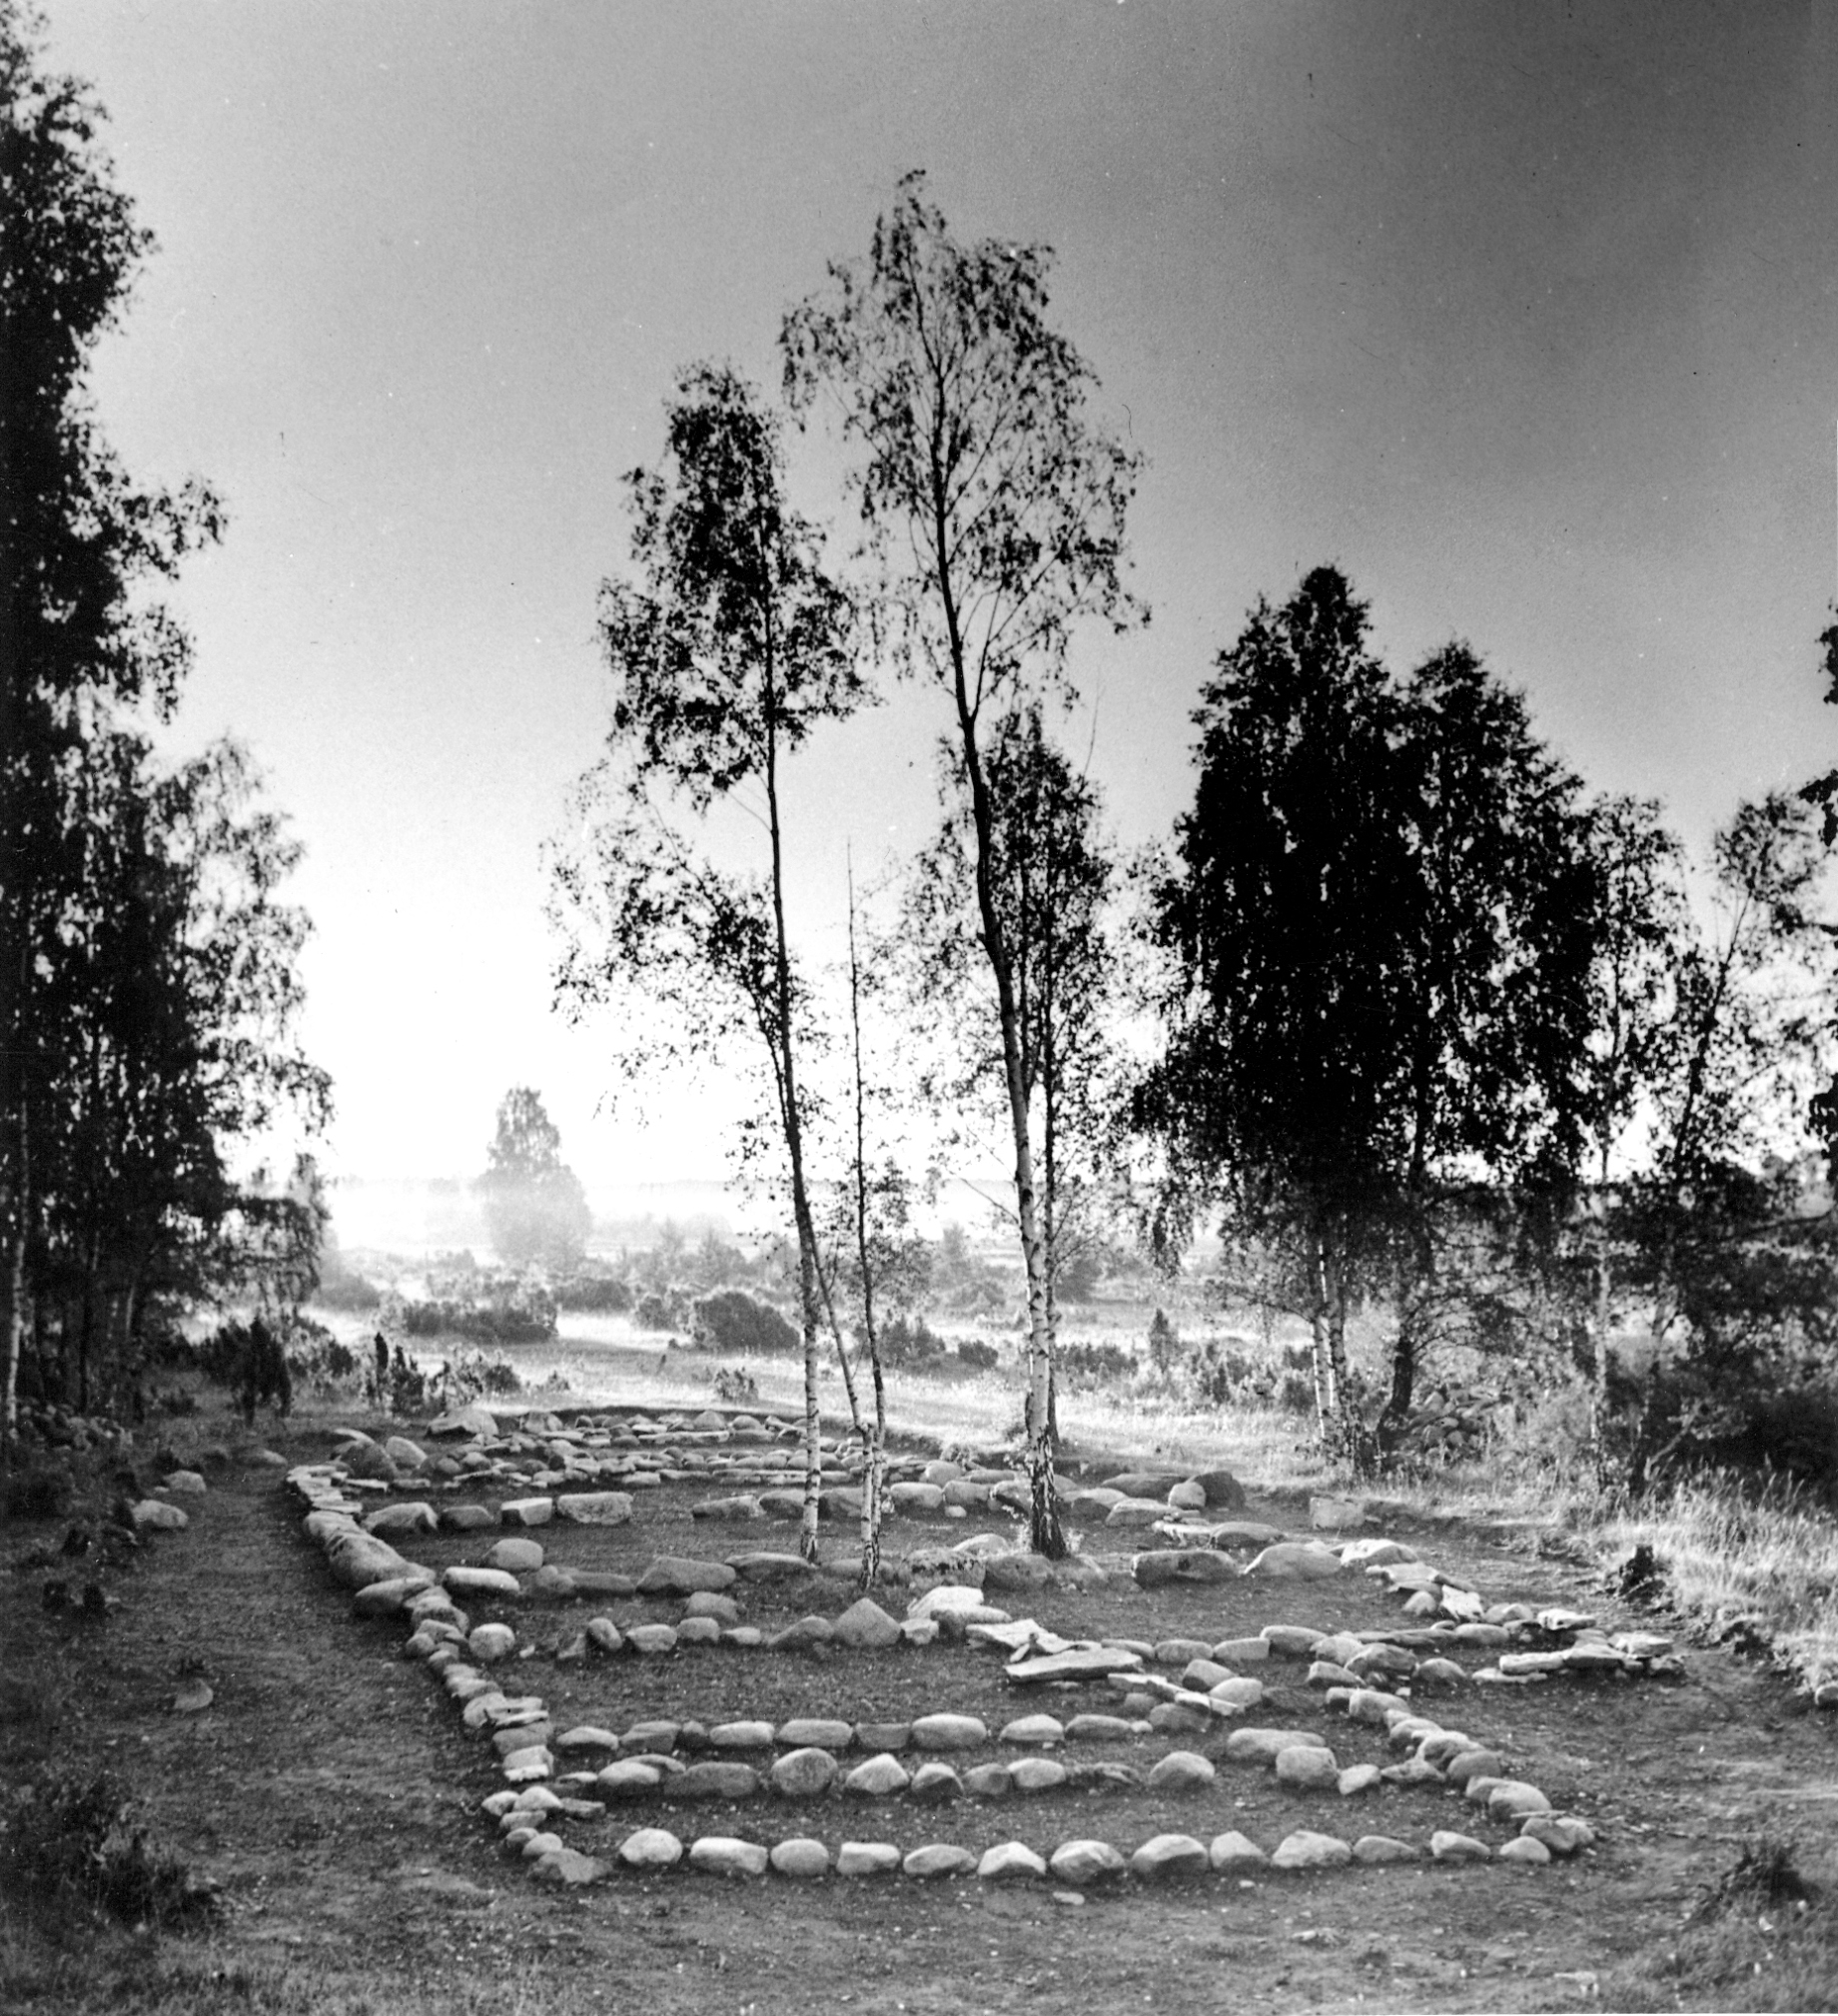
[44,0,1838,1198]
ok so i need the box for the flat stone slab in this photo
[554,1493,632,1525]
[1006,1647,1144,1686]
[636,1555,739,1596]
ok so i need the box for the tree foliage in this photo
[785,172,1144,1553]
[550,362,862,1562]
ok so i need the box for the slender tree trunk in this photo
[846,861,886,1589]
[1306,1217,1338,1436]
[931,510,1062,1556]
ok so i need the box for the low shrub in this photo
[1054,1340,1134,1392]
[197,1318,293,1425]
[1,1459,73,1521]
[877,1314,948,1368]
[0,1767,218,1928]
[711,1365,760,1403]
[399,1280,555,1347]
[632,1288,690,1333]
[554,1274,633,1314]
[956,1337,999,1371]
[693,1289,798,1357]
[440,1352,523,1400]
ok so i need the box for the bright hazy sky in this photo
[44,0,1838,1194]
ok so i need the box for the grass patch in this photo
[1585,1473,1838,1691]
[0,1768,219,1933]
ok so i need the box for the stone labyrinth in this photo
[284,1401,1676,1895]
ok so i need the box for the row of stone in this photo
[490,1814,1584,1889]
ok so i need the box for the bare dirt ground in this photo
[4,1392,1837,2016]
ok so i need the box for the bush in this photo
[315,1265,382,1312]
[198,1318,293,1425]
[0,1767,217,1927]
[554,1273,633,1314]
[442,1352,523,1400]
[956,1338,999,1372]
[1055,1340,1134,1392]
[288,1330,362,1397]
[632,1288,690,1333]
[876,1313,949,1369]
[2,1458,74,1521]
[693,1289,798,1357]
[399,1279,555,1346]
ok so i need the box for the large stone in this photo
[1275,1744,1341,1789]
[769,1615,834,1651]
[445,1566,522,1598]
[1130,1833,1210,1881]
[468,1623,516,1662]
[597,1760,664,1799]
[1006,1646,1143,1686]
[1271,1831,1353,1870]
[636,1555,738,1596]
[554,1492,632,1525]
[363,1502,437,1536]
[617,1827,683,1869]
[1246,1541,1344,1581]
[836,1840,901,1877]
[1209,1677,1264,1710]
[962,1763,1013,1797]
[584,1617,624,1655]
[1338,1765,1383,1796]
[1498,1836,1552,1866]
[1260,1624,1326,1657]
[1147,1751,1216,1791]
[662,1761,760,1801]
[1188,1468,1248,1511]
[1430,1830,1492,1862]
[1050,1838,1127,1885]
[1225,1727,1331,1765]
[1521,1814,1595,1856]
[624,1623,679,1654]
[908,1761,963,1804]
[911,1713,988,1750]
[383,1436,428,1472]
[770,1748,839,1798]
[1065,1713,1141,1742]
[682,1590,743,1625]
[689,1836,769,1878]
[889,1483,945,1513]
[1487,1781,1553,1820]
[429,1403,498,1439]
[441,1505,496,1532]
[353,1574,435,1616]
[499,1498,554,1527]
[1009,1757,1067,1793]
[832,1597,903,1649]
[978,1841,1047,1882]
[484,1536,544,1572]
[1106,1499,1171,1529]
[1353,1835,1421,1864]
[691,1496,763,1522]
[1000,1714,1065,1746]
[1444,1747,1505,1786]
[323,1528,417,1587]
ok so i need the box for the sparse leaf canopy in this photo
[783,170,1144,718]
[598,362,862,811]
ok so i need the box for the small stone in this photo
[770,1748,839,1798]
[1309,1495,1367,1528]
[1147,1750,1216,1791]
[1065,1713,1139,1742]
[843,1754,911,1796]
[499,1498,554,1526]
[708,1720,776,1750]
[1520,1815,1594,1855]
[1444,1747,1504,1786]
[624,1623,679,1655]
[1414,1657,1468,1689]
[442,1505,498,1532]
[832,1596,903,1648]
[1353,1835,1420,1864]
[854,1721,911,1751]
[1130,1833,1210,1880]
[777,1717,853,1750]
[617,1827,683,1869]
[1307,1660,1362,1690]
[908,1761,963,1804]
[904,1843,977,1878]
[363,1502,437,1536]
[131,1500,188,1531]
[1148,1700,1213,1736]
[1498,1835,1551,1865]
[1106,1499,1170,1528]
[962,1763,1013,1797]
[1000,1714,1065,1746]
[675,1615,721,1645]
[1208,1677,1264,1710]
[682,1590,742,1625]
[690,1496,764,1521]
[1275,1745,1341,1789]
[554,1726,619,1753]
[1487,1781,1552,1820]
[769,1837,831,1877]
[689,1836,769,1877]
[553,1491,632,1524]
[1211,1636,1271,1665]
[1208,1830,1267,1871]
[1380,1759,1444,1787]
[1429,1830,1491,1862]
[1260,1625,1327,1657]
[1271,1830,1353,1870]
[835,1840,902,1876]
[1009,1757,1067,1793]
[468,1623,516,1662]
[1051,1839,1127,1885]
[484,1536,544,1572]
[1338,1765,1382,1796]
[500,1746,551,1783]
[911,1713,988,1750]
[597,1759,664,1798]
[584,1617,624,1655]
[769,1615,834,1651]
[636,1555,738,1596]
